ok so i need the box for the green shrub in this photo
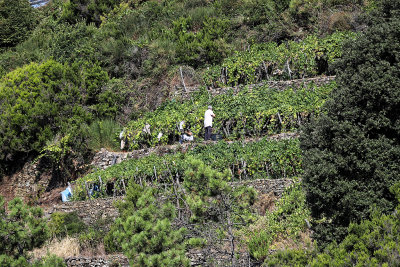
[0,58,115,176]
[61,0,123,26]
[263,248,314,267]
[32,253,66,267]
[301,0,400,247]
[48,212,86,239]
[247,182,311,261]
[262,181,400,266]
[309,182,400,266]
[170,15,230,67]
[0,0,38,48]
[0,60,86,172]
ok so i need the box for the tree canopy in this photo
[0,0,37,48]
[301,0,400,247]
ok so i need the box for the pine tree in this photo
[105,184,190,267]
[0,196,49,265]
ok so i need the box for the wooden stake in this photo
[121,179,126,194]
[85,181,91,200]
[180,67,188,93]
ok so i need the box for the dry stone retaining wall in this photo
[44,196,123,226]
[46,178,293,225]
[0,160,53,203]
[65,255,129,267]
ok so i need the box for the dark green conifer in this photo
[301,0,400,246]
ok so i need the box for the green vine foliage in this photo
[73,138,301,200]
[203,31,357,86]
[124,82,334,150]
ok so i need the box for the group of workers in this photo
[179,105,216,143]
[120,105,216,149]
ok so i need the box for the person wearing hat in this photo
[204,105,215,141]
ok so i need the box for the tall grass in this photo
[84,119,121,151]
[30,236,80,259]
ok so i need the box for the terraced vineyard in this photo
[124,81,335,149]
[74,137,302,200]
[74,78,335,199]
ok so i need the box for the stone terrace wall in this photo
[91,145,181,170]
[44,197,123,226]
[232,178,295,197]
[173,76,336,100]
[65,255,129,267]
[0,160,53,204]
[46,178,293,225]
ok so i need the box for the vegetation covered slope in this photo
[3,0,400,266]
[0,0,370,180]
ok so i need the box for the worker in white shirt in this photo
[204,105,215,141]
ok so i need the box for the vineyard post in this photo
[136,167,142,186]
[180,67,188,93]
[277,112,283,125]
[265,162,270,178]
[121,179,126,194]
[224,67,228,85]
[297,112,302,126]
[227,209,236,267]
[84,181,91,200]
[262,61,269,80]
[285,59,292,80]
[98,176,103,195]
[153,166,158,183]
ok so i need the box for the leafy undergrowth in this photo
[73,137,302,200]
[240,181,312,262]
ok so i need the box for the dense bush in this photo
[0,0,38,48]
[246,182,311,261]
[0,61,87,170]
[61,0,122,26]
[264,182,400,266]
[48,212,86,239]
[301,0,400,247]
[170,16,230,67]
[0,59,123,178]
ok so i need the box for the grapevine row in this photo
[73,138,301,200]
[203,31,357,86]
[124,82,335,149]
